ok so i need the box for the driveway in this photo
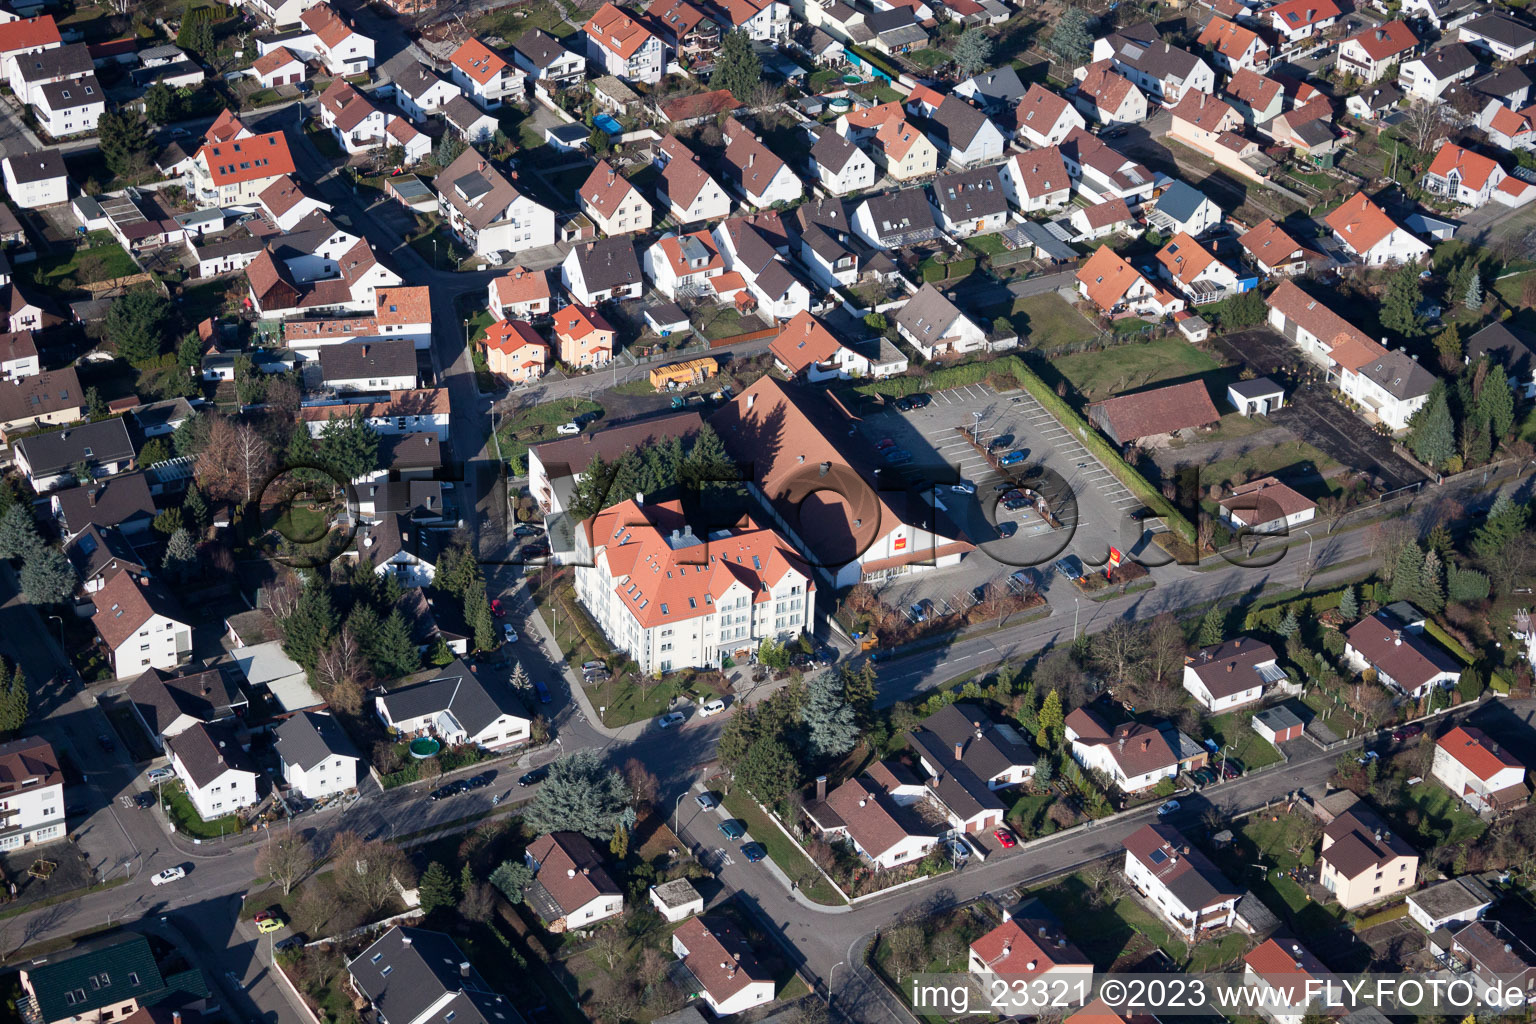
[1215,328,1430,491]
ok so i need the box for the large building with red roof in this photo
[574,497,814,673]
[190,131,297,207]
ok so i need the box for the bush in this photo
[1153,778,1177,797]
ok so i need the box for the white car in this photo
[950,482,976,494]
[151,866,186,886]
[657,711,686,729]
[147,767,175,783]
[556,423,581,435]
[502,624,518,643]
[1157,800,1180,816]
[698,698,727,718]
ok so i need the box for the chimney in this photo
[954,740,964,760]
[1038,926,1047,937]
[173,1014,181,1024]
[1227,663,1233,672]
[88,488,98,507]
[583,867,590,875]
[460,962,471,977]
[401,936,412,946]
[1234,638,1242,648]
[816,775,827,800]
[820,461,831,477]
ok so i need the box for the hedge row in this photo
[1243,586,1352,631]
[852,356,1197,545]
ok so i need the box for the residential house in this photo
[1466,321,1536,397]
[348,928,523,1024]
[18,934,208,1024]
[375,658,530,749]
[1168,91,1243,161]
[584,3,664,84]
[709,374,973,587]
[482,319,551,383]
[765,308,867,380]
[512,28,585,89]
[1243,938,1339,1024]
[1348,82,1407,120]
[1072,60,1148,124]
[1219,476,1316,533]
[2,149,66,208]
[1065,707,1180,791]
[488,265,552,319]
[1148,179,1222,236]
[299,389,450,438]
[1224,68,1285,126]
[318,339,418,393]
[552,303,616,367]
[1182,637,1283,712]
[258,175,331,232]
[804,774,938,869]
[1344,608,1461,698]
[1479,97,1536,150]
[873,116,940,181]
[955,66,1029,114]
[526,410,703,514]
[0,331,38,380]
[524,832,624,930]
[1423,142,1506,206]
[253,45,305,88]
[795,198,859,289]
[189,131,298,207]
[808,130,875,196]
[14,417,135,491]
[717,0,790,41]
[1060,127,1157,205]
[1265,279,1382,379]
[837,100,903,144]
[1339,20,1417,83]
[1069,197,1138,240]
[1014,83,1085,147]
[1318,797,1419,908]
[721,116,802,207]
[318,79,387,154]
[968,904,1092,992]
[442,95,498,145]
[905,702,1032,835]
[1401,0,1480,31]
[562,236,643,303]
[1156,231,1240,304]
[643,230,724,300]
[1240,218,1313,275]
[655,135,732,223]
[671,918,775,1015]
[275,711,360,800]
[50,472,155,541]
[435,147,556,256]
[1448,921,1536,1005]
[649,0,721,66]
[1407,876,1494,932]
[851,188,939,249]
[6,36,82,105]
[929,94,1006,167]
[1460,13,1536,61]
[1267,0,1341,51]
[0,17,60,86]
[1471,63,1533,107]
[449,37,521,109]
[932,165,1010,234]
[1431,725,1529,815]
[0,367,82,441]
[579,160,652,236]
[1089,380,1219,446]
[1325,191,1431,265]
[381,53,462,122]
[33,73,102,138]
[1342,348,1436,430]
[1198,16,1268,72]
[1093,21,1216,105]
[0,737,63,849]
[125,665,245,751]
[1399,43,1477,101]
[1122,823,1243,937]
[166,723,258,819]
[91,573,191,679]
[895,284,988,360]
[1075,244,1184,318]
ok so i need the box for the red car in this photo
[491,599,504,618]
[875,438,896,450]
[993,827,1017,849]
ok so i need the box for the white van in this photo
[698,698,727,718]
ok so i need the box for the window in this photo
[382,965,393,976]
[127,973,139,986]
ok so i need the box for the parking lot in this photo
[856,382,1162,614]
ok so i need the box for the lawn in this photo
[17,234,138,294]
[304,122,343,160]
[1201,439,1342,491]
[1166,412,1274,448]
[1202,707,1284,771]
[407,222,472,270]
[1051,336,1222,404]
[696,306,756,341]
[1033,871,1250,971]
[1011,292,1097,348]
[472,2,574,40]
[495,398,603,474]
[1395,782,1487,846]
[965,233,1010,259]
[907,48,949,68]
[269,502,328,544]
[587,673,689,727]
[161,784,241,840]
[719,790,846,906]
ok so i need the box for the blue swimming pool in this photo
[594,114,623,136]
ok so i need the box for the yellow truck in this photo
[649,357,718,391]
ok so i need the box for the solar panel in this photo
[1149,848,1168,864]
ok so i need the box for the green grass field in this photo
[18,234,138,295]
[1202,707,1284,770]
[1052,337,1222,402]
[1012,292,1098,348]
[162,784,241,839]
[496,398,604,474]
[1034,871,1249,971]
[1396,782,1487,846]
[907,48,949,68]
[1201,439,1342,491]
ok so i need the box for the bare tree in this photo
[1145,613,1188,682]
[623,758,659,809]
[257,833,316,896]
[265,570,302,620]
[1090,620,1147,684]
[884,925,927,983]
[196,415,273,504]
[1286,815,1323,859]
[317,626,369,711]
[1402,99,1448,154]
[459,881,496,923]
[1484,531,1536,595]
[329,831,412,916]
[591,922,626,969]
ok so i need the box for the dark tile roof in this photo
[52,471,154,535]
[1466,321,1536,381]
[127,666,245,737]
[166,722,255,788]
[63,523,144,583]
[349,927,522,1024]
[318,338,418,384]
[0,366,83,425]
[23,933,165,1024]
[6,148,65,184]
[916,702,1033,781]
[570,236,642,293]
[932,165,1007,220]
[376,659,528,736]
[1123,822,1243,909]
[275,710,360,771]
[15,418,134,477]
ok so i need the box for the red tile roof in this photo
[1225,68,1283,110]
[1077,245,1148,310]
[581,159,644,219]
[375,286,429,326]
[490,266,551,307]
[970,917,1091,977]
[1170,90,1237,131]
[1244,938,1331,1003]
[1015,83,1074,134]
[1426,142,1500,191]
[771,310,844,374]
[1198,16,1263,60]
[0,15,60,54]
[1156,231,1221,285]
[254,46,301,75]
[1437,726,1526,780]
[585,2,657,59]
[450,37,508,84]
[553,302,614,341]
[300,3,359,49]
[1325,191,1401,255]
[1076,60,1138,113]
[1344,18,1417,60]
[1089,380,1221,441]
[198,132,296,187]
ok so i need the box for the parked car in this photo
[1004,497,1030,511]
[1158,800,1181,815]
[533,680,552,704]
[513,525,540,537]
[1002,489,1026,502]
[1054,556,1086,581]
[876,437,896,450]
[429,785,458,801]
[657,711,686,729]
[993,827,1017,849]
[997,522,1017,539]
[466,772,495,789]
[1220,758,1243,780]
[698,698,727,717]
[718,819,746,840]
[695,792,717,810]
[151,866,186,886]
[993,480,1017,491]
[951,481,976,494]
[490,598,505,616]
[910,602,929,623]
[519,765,551,787]
[1392,724,1424,742]
[741,842,767,863]
[254,911,285,933]
[998,450,1026,467]
[502,624,518,643]
[1357,750,1380,764]
[893,397,914,412]
[885,451,913,465]
[556,422,581,435]
[1189,767,1217,786]
[1011,568,1043,590]
[972,584,990,604]
[945,839,970,863]
[135,792,155,809]
[908,393,931,409]
[147,767,175,784]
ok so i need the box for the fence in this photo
[707,324,782,349]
